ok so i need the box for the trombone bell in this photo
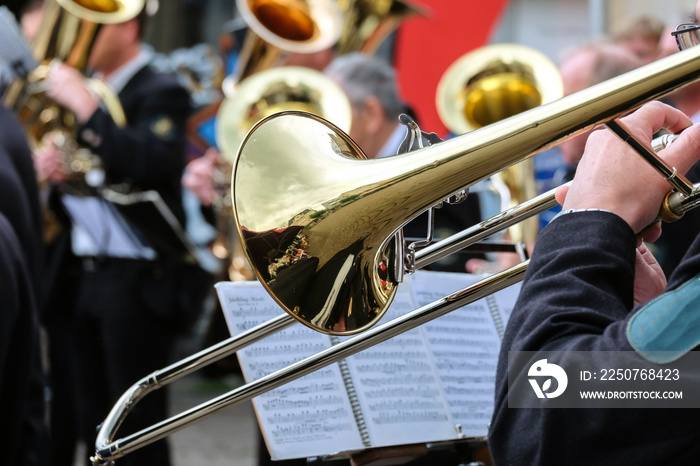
[233,112,397,336]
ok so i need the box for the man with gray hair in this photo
[324,52,485,274]
[324,52,410,158]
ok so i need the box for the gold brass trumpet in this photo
[436,44,564,244]
[91,42,700,465]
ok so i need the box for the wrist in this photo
[551,208,611,222]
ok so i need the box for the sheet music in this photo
[341,284,458,447]
[408,271,502,438]
[215,271,519,459]
[215,282,365,460]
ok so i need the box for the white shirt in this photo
[376,123,408,158]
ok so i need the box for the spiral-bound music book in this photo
[215,270,520,461]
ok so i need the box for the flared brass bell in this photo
[216,66,352,161]
[437,44,563,243]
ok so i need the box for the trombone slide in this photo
[92,42,700,465]
[91,182,562,464]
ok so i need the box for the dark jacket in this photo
[77,63,191,228]
[488,211,700,466]
[0,213,46,466]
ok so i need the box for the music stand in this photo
[101,188,199,263]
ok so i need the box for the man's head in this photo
[324,52,405,157]
[611,15,666,64]
[558,43,644,167]
[87,7,148,76]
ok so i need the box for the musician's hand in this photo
[34,140,67,184]
[633,241,666,306]
[465,252,521,275]
[46,63,99,123]
[560,101,700,234]
[183,148,219,206]
[556,184,667,304]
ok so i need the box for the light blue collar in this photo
[627,274,700,364]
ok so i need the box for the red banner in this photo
[394,0,510,137]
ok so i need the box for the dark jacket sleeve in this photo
[79,69,191,187]
[0,107,43,279]
[75,66,192,233]
[0,214,47,466]
[499,211,637,355]
[488,211,700,466]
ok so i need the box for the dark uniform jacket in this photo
[0,213,45,466]
[44,60,206,330]
[77,63,190,227]
[488,211,700,466]
[0,107,47,466]
[0,106,43,288]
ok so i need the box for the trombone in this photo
[91,44,700,464]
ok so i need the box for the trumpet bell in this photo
[234,0,343,81]
[437,44,563,134]
[216,66,352,161]
[243,0,315,43]
[436,44,562,243]
[239,0,341,51]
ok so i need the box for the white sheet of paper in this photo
[216,281,365,460]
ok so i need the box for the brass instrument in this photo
[216,66,352,159]
[437,44,563,244]
[90,41,700,466]
[209,66,352,280]
[232,0,344,83]
[3,0,143,190]
[335,0,428,55]
[198,0,345,278]
[206,0,416,277]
